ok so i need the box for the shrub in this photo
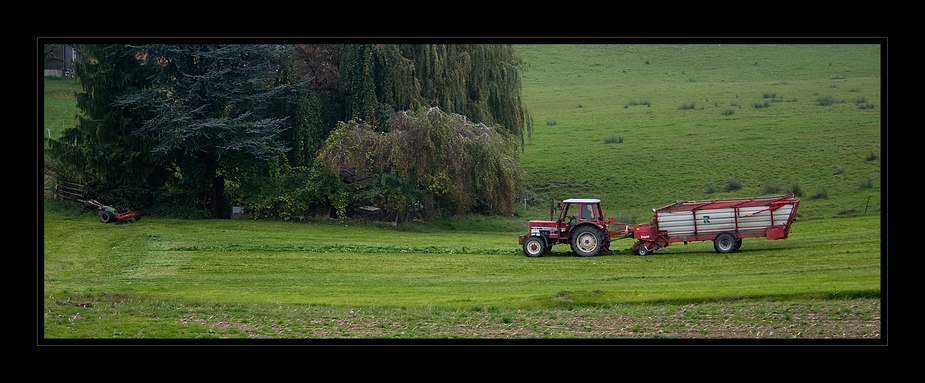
[754,100,771,108]
[720,108,736,116]
[679,102,696,110]
[865,152,880,161]
[762,92,777,99]
[787,183,802,197]
[857,178,873,189]
[834,165,847,175]
[705,184,719,194]
[546,120,557,126]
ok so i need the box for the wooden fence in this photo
[54,181,85,201]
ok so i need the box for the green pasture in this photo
[41,76,81,143]
[515,44,882,221]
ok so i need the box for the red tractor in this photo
[518,199,630,257]
[79,199,140,224]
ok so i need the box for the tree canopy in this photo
[45,43,532,220]
[337,44,532,145]
[112,44,304,217]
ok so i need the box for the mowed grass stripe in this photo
[44,207,880,308]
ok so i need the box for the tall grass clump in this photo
[625,99,651,108]
[603,134,624,144]
[810,189,829,200]
[720,108,735,116]
[754,100,771,109]
[678,102,696,110]
[723,179,742,192]
[761,182,783,195]
[865,152,880,161]
[816,95,844,106]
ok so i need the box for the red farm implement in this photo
[79,199,140,224]
[519,194,799,257]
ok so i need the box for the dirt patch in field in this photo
[177,299,882,341]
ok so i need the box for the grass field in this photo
[40,43,884,342]
[515,44,882,221]
[42,76,81,142]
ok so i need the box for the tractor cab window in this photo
[580,204,595,221]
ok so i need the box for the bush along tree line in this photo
[45,43,532,221]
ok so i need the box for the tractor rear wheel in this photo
[523,236,546,257]
[571,225,602,257]
[99,210,114,223]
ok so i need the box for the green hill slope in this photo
[514,43,882,221]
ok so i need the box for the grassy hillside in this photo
[42,76,81,142]
[514,44,882,221]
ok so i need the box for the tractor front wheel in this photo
[571,225,602,257]
[523,236,547,257]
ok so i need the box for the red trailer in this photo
[518,194,799,257]
[624,194,800,256]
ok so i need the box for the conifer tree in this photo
[45,44,160,208]
[114,44,299,217]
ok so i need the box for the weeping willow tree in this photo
[339,44,532,146]
[319,107,524,217]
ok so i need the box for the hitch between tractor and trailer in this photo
[78,199,140,224]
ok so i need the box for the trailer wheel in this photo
[714,233,737,253]
[634,243,650,256]
[99,210,114,223]
[523,236,547,257]
[571,225,602,257]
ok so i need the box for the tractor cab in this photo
[559,198,601,228]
